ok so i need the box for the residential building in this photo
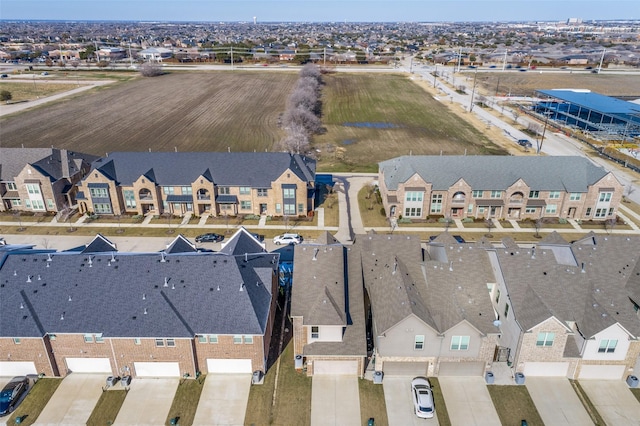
[0,148,98,213]
[378,155,623,221]
[291,232,367,376]
[358,233,500,377]
[0,232,278,378]
[488,232,640,380]
[75,152,316,217]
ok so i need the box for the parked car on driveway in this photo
[0,376,29,416]
[195,233,224,243]
[273,233,302,245]
[411,377,435,419]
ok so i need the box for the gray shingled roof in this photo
[291,242,367,357]
[90,152,316,187]
[219,227,266,256]
[0,148,98,181]
[380,155,612,192]
[0,248,278,339]
[494,235,640,339]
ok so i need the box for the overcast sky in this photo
[1,0,638,22]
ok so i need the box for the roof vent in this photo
[68,295,72,302]
[144,308,148,315]
[164,277,169,287]
[47,253,53,262]
[26,275,32,283]
[161,252,166,263]
[20,303,24,309]
[60,312,65,320]
[449,261,453,272]
[171,282,175,290]
[142,293,146,300]
[581,262,586,273]
[217,285,220,291]
[240,282,244,292]
[37,274,42,281]
[312,248,319,261]
[88,257,93,267]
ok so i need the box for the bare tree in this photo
[299,63,322,80]
[282,106,323,134]
[444,216,453,231]
[139,62,163,77]
[279,123,310,154]
[623,185,636,203]
[485,218,495,238]
[604,217,618,234]
[534,217,544,238]
[512,109,521,124]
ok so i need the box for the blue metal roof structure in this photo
[534,90,640,141]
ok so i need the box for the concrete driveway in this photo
[438,377,501,426]
[580,380,640,425]
[311,375,361,426]
[383,377,439,426]
[192,373,251,426]
[113,378,178,425]
[525,377,592,426]
[34,373,104,425]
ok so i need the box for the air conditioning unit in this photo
[106,376,119,387]
[121,375,132,386]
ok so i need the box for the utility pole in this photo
[433,64,438,88]
[502,49,507,71]
[538,109,550,155]
[456,47,462,73]
[230,46,234,70]
[597,48,606,74]
[469,69,478,112]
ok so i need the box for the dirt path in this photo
[0,79,115,117]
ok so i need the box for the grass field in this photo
[487,385,544,426]
[315,73,506,171]
[0,81,82,102]
[6,378,63,426]
[474,72,640,98]
[0,71,297,154]
[86,389,127,426]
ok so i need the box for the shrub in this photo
[244,214,261,220]
[559,218,568,224]
[398,217,412,224]
[461,217,474,223]
[0,90,12,102]
[379,207,386,217]
[139,62,163,77]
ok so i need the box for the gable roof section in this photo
[89,152,315,187]
[0,148,98,181]
[0,248,278,338]
[164,235,197,254]
[219,227,266,256]
[379,155,610,193]
[358,234,436,335]
[82,234,117,253]
[291,244,346,326]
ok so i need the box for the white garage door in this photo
[523,362,569,377]
[383,362,428,376]
[0,361,37,376]
[579,365,625,380]
[134,362,181,377]
[207,359,252,374]
[438,362,485,376]
[66,358,112,373]
[314,360,358,375]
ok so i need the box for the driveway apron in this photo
[383,376,439,426]
[526,377,592,426]
[438,376,501,426]
[113,378,178,425]
[580,380,640,425]
[192,373,251,426]
[33,373,104,426]
[311,375,361,426]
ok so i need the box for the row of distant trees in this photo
[279,64,323,154]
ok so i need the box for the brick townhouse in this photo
[0,231,279,378]
[0,148,98,213]
[75,151,316,218]
[378,155,623,221]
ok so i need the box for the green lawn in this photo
[245,342,312,426]
[165,377,207,426]
[6,378,63,426]
[315,73,505,172]
[429,378,452,426]
[358,186,388,228]
[631,388,640,404]
[487,385,544,426]
[86,389,127,426]
[358,379,388,426]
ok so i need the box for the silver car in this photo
[411,376,435,419]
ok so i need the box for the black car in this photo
[0,376,29,416]
[195,233,224,243]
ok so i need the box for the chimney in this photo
[60,149,71,178]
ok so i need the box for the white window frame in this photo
[545,204,557,214]
[536,332,555,347]
[598,339,617,353]
[472,190,483,198]
[166,338,176,347]
[529,191,539,198]
[311,326,319,339]
[490,190,502,199]
[450,335,470,350]
[549,191,561,199]
[239,187,251,195]
[84,334,94,343]
[233,335,243,344]
[244,336,253,344]
[414,335,425,350]
[155,338,165,347]
[569,193,582,201]
[430,194,442,213]
[598,192,612,203]
[405,191,424,202]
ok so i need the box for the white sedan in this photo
[411,376,435,419]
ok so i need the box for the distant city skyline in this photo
[1,0,638,23]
